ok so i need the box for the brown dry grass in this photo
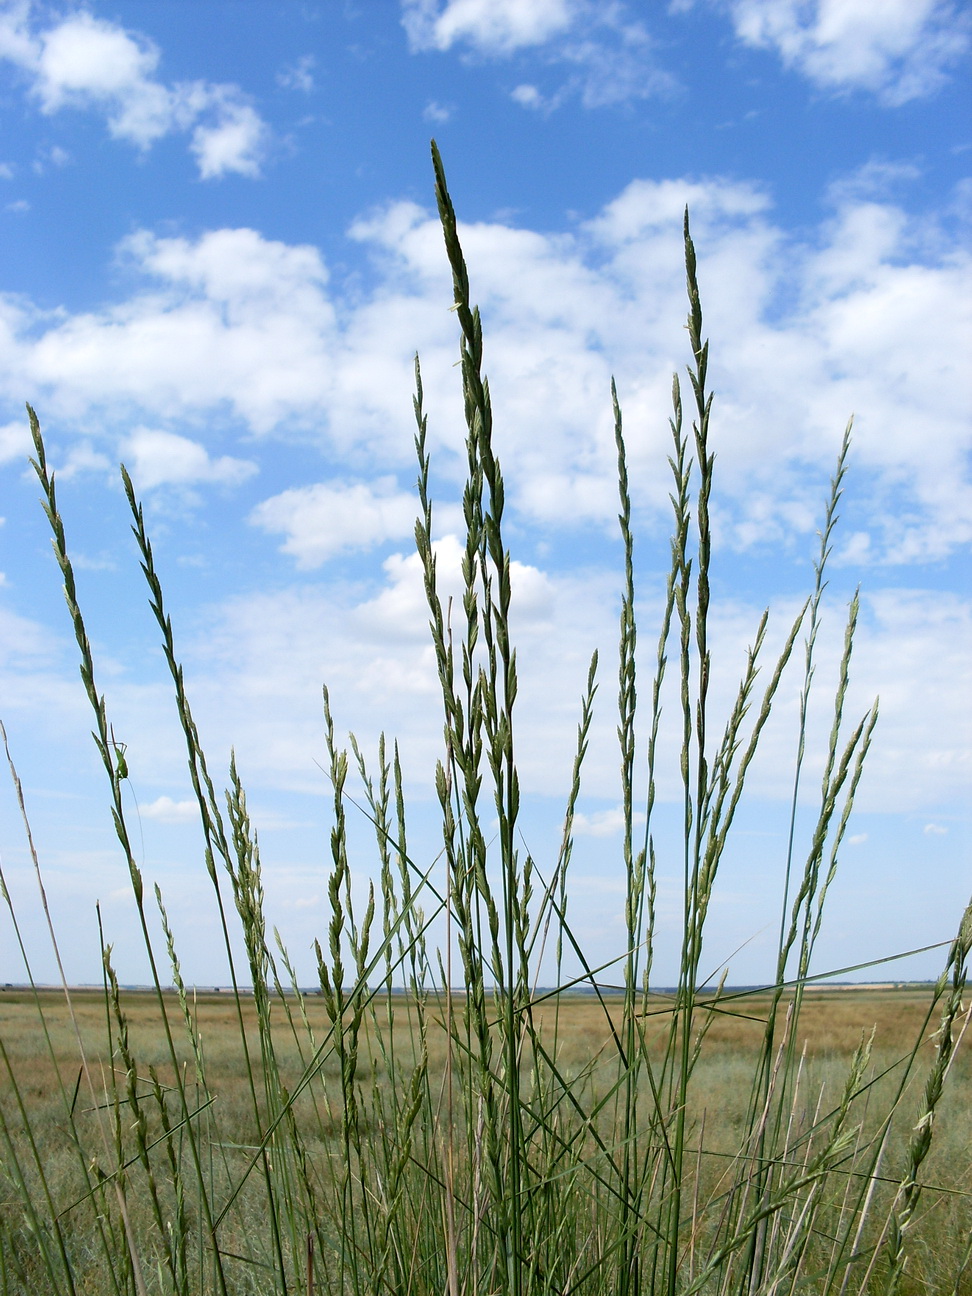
[3,983,967,1155]
[0,982,960,1084]
[0,982,952,1079]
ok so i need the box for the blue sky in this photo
[0,0,969,988]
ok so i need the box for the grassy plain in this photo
[4,984,966,1111]
[1,984,969,1295]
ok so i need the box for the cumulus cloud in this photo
[422,99,453,123]
[251,477,417,566]
[189,99,267,180]
[121,427,257,491]
[0,6,269,177]
[32,10,169,133]
[0,418,29,464]
[0,171,968,563]
[402,0,578,53]
[722,0,970,104]
[140,795,197,823]
[573,807,646,837]
[511,83,543,108]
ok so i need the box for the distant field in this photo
[2,982,968,1295]
[3,983,967,1146]
[1,984,963,1090]
[1,982,958,1070]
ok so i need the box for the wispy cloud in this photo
[166,557,972,815]
[277,54,315,93]
[402,0,677,110]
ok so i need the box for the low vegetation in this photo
[1,144,969,1295]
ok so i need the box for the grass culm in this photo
[1,143,969,1295]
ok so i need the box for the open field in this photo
[5,984,967,1125]
[1,984,969,1294]
[1,982,965,1074]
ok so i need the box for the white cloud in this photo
[511,84,543,108]
[0,1,37,66]
[140,795,197,823]
[71,552,117,572]
[2,494,966,984]
[825,159,923,204]
[121,427,257,491]
[573,807,646,837]
[422,99,453,123]
[34,11,166,128]
[288,894,321,910]
[32,143,70,174]
[190,99,268,180]
[924,823,948,835]
[722,0,970,104]
[402,0,578,53]
[250,477,417,566]
[556,23,678,108]
[0,419,29,464]
[0,172,968,564]
[0,7,269,177]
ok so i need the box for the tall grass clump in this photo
[1,142,969,1295]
